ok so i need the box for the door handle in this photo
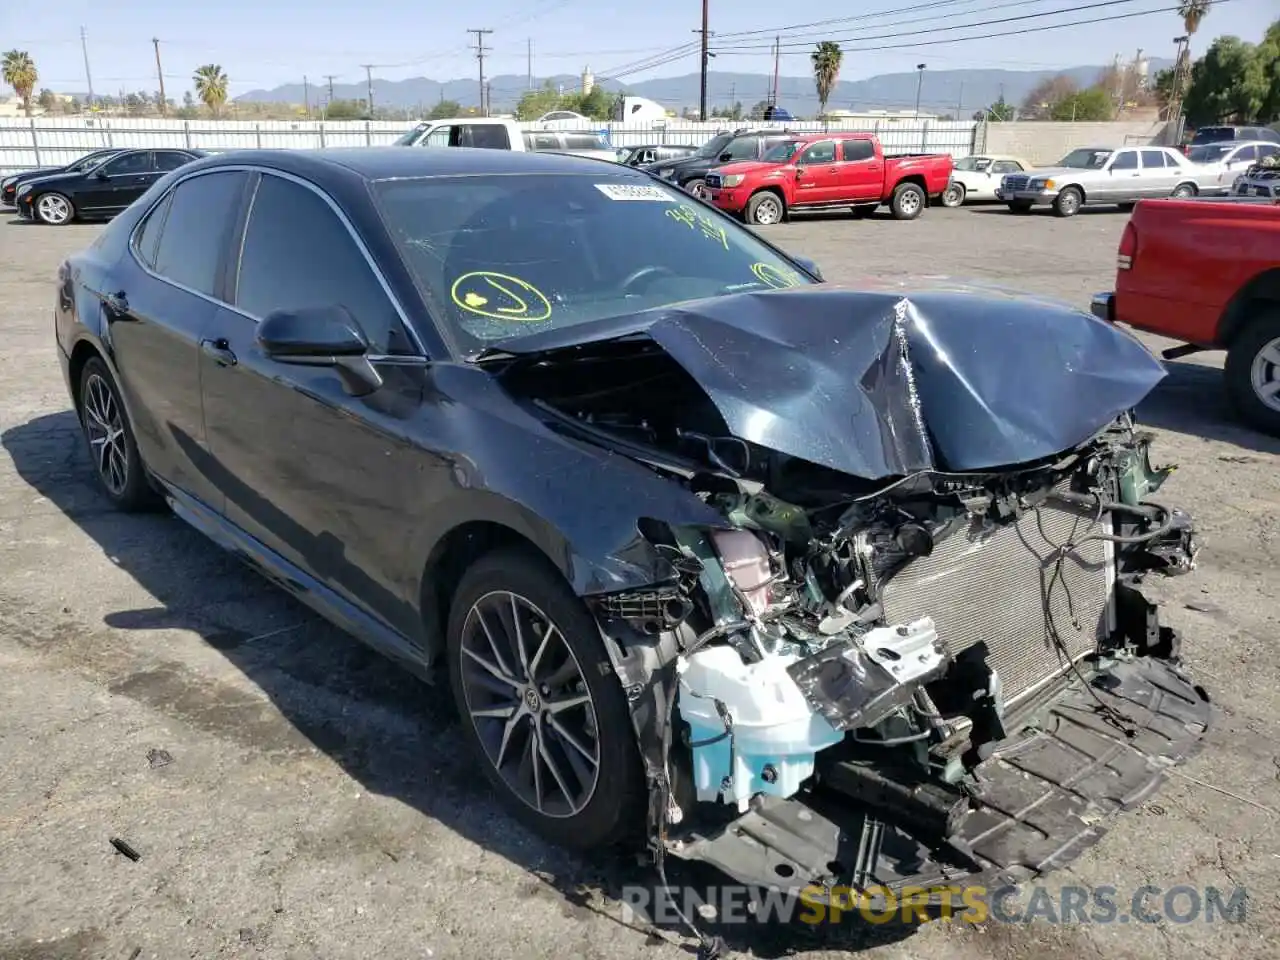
[200,337,237,367]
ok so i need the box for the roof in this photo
[183,146,650,182]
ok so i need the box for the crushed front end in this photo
[495,287,1210,900]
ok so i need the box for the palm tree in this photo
[1177,0,1211,36]
[193,64,229,118]
[2,50,39,117]
[811,42,843,118]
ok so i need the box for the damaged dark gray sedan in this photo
[55,148,1208,912]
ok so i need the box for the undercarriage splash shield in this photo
[487,287,1167,480]
[670,657,1210,894]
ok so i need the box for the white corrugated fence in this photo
[0,116,982,173]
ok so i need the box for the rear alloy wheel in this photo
[77,357,160,511]
[1225,311,1280,436]
[35,192,74,225]
[890,182,925,220]
[746,191,784,225]
[447,549,644,850]
[1052,186,1083,217]
[940,182,965,208]
[1172,182,1197,199]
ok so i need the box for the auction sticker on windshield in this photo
[594,183,676,201]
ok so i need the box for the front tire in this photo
[683,178,706,199]
[1224,310,1280,436]
[77,357,160,511]
[940,182,965,208]
[1052,186,1083,217]
[446,548,645,851]
[890,182,925,220]
[745,190,784,225]
[35,192,75,225]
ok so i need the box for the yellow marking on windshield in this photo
[450,271,552,322]
[751,263,805,289]
[666,203,729,250]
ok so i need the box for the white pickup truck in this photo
[392,117,616,161]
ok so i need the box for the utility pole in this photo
[80,26,95,110]
[467,29,493,116]
[956,81,963,120]
[693,0,710,121]
[361,64,375,116]
[323,74,338,120]
[771,35,780,108]
[151,38,167,115]
[527,38,532,90]
[303,75,310,117]
[1169,35,1189,126]
[914,63,926,118]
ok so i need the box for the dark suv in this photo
[642,128,795,195]
[1184,125,1280,152]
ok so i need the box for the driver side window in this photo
[801,141,836,164]
[422,126,454,147]
[102,152,152,176]
[1110,151,1138,170]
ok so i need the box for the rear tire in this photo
[1224,310,1280,436]
[446,548,645,851]
[1171,182,1197,199]
[76,357,161,512]
[890,182,925,220]
[1052,186,1083,217]
[745,190,784,225]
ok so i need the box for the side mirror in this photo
[718,152,732,162]
[96,169,110,179]
[257,305,383,397]
[794,256,823,281]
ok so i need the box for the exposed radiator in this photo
[878,494,1114,705]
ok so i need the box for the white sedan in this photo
[941,154,1032,207]
[1186,140,1280,195]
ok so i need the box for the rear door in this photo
[1140,149,1177,196]
[107,169,250,510]
[834,137,883,203]
[791,140,840,205]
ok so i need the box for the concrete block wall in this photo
[976,120,1175,166]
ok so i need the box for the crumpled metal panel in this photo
[489,287,1167,480]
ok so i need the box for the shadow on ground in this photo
[1137,359,1280,456]
[1,409,917,958]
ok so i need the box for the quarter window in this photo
[133,192,173,269]
[235,174,413,355]
[151,171,248,296]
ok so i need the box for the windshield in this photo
[694,133,733,159]
[393,123,429,146]
[1188,144,1233,163]
[70,151,115,172]
[762,140,803,163]
[953,157,992,172]
[374,173,816,355]
[1058,148,1112,169]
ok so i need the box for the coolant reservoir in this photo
[678,644,843,811]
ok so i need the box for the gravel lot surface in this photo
[1,203,1277,960]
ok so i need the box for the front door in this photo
[106,169,250,510]
[74,151,149,212]
[199,170,433,637]
[791,140,840,205]
[1103,149,1142,202]
[835,138,884,203]
[1139,149,1178,197]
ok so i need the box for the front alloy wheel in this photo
[458,589,600,818]
[446,549,644,850]
[941,182,965,208]
[36,192,74,225]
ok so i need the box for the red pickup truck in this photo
[703,132,954,224]
[1091,196,1280,435]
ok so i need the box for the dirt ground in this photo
[1,203,1277,960]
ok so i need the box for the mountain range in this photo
[239,60,1174,117]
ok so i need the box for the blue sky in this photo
[3,0,1274,98]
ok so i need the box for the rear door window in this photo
[1140,149,1167,168]
[150,171,248,297]
[154,150,193,172]
[721,137,760,161]
[840,139,875,162]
